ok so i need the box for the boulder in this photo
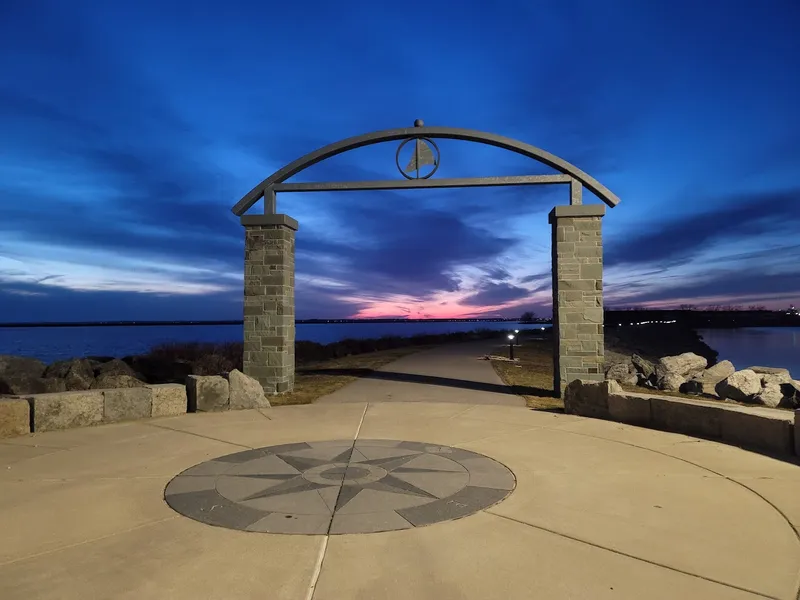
[227,369,271,410]
[747,366,792,379]
[755,382,784,408]
[659,372,685,392]
[40,377,68,393]
[0,355,46,379]
[95,358,140,378]
[754,381,800,409]
[655,352,708,381]
[782,381,800,408]
[631,354,655,381]
[186,375,229,412]
[716,370,762,402]
[65,362,95,390]
[44,358,95,391]
[605,361,634,381]
[91,373,146,389]
[683,360,736,396]
[762,372,793,386]
[619,372,639,386]
[44,358,80,378]
[85,355,115,364]
[0,374,68,395]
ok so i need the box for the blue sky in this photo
[1,0,798,321]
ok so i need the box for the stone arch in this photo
[232,122,619,397]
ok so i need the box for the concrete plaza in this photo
[1,342,799,599]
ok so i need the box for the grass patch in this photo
[270,347,432,406]
[488,338,564,411]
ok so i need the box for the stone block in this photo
[30,391,104,432]
[0,398,30,438]
[608,393,652,426]
[579,263,603,280]
[186,375,230,412]
[227,369,271,410]
[103,387,153,423]
[563,379,611,419]
[650,397,722,440]
[719,409,794,456]
[149,384,188,417]
[795,410,800,457]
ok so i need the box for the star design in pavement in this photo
[165,439,516,535]
[233,447,450,511]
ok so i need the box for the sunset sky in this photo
[1,0,798,322]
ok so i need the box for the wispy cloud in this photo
[0,0,797,321]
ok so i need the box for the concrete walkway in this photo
[317,339,525,406]
[1,342,800,599]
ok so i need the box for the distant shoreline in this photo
[0,309,797,329]
[0,318,538,329]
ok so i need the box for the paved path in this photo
[2,343,800,600]
[317,339,525,406]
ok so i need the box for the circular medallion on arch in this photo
[164,439,516,535]
[395,137,441,179]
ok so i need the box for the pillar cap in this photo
[241,214,299,230]
[548,204,606,223]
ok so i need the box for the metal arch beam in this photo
[231,126,621,216]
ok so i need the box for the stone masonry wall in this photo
[242,215,297,394]
[550,205,605,396]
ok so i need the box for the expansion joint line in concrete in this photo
[0,516,179,568]
[142,422,255,451]
[453,425,545,450]
[0,441,69,451]
[485,511,780,600]
[305,402,370,600]
[548,426,800,600]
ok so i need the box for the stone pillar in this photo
[240,214,298,394]
[549,204,606,397]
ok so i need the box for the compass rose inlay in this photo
[164,439,515,535]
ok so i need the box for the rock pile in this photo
[0,355,148,395]
[0,355,273,412]
[605,353,799,409]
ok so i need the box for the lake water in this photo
[697,328,800,378]
[1,323,797,378]
[0,321,550,365]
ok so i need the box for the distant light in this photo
[508,334,515,340]
[541,327,545,330]
[514,329,519,334]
